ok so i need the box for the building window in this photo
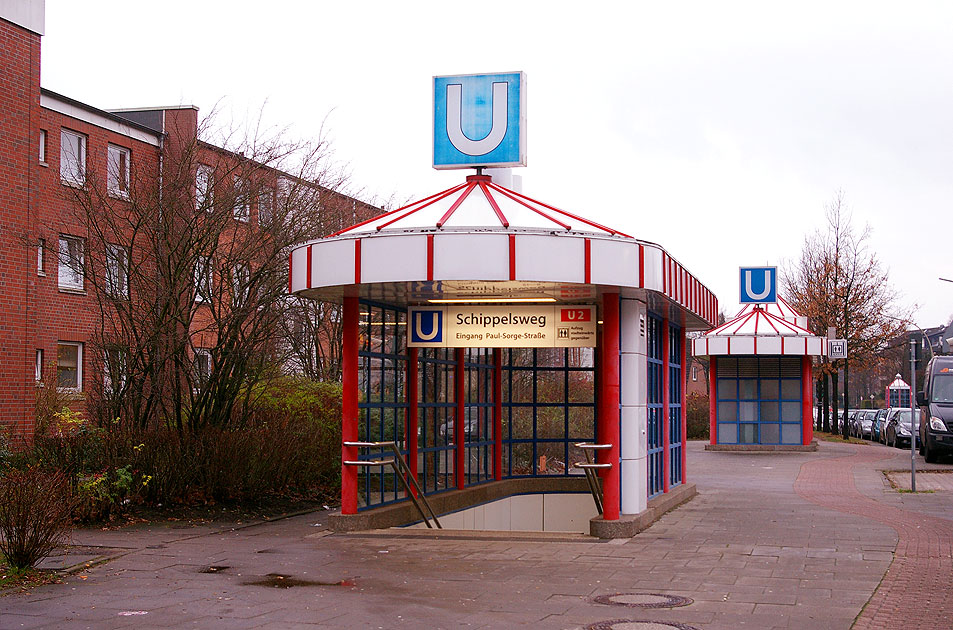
[58,235,85,291]
[195,164,213,211]
[37,238,45,275]
[103,348,127,394]
[258,189,274,225]
[194,255,212,302]
[233,177,249,222]
[35,349,44,382]
[60,129,86,186]
[39,130,47,163]
[105,243,129,299]
[107,144,131,198]
[57,342,83,391]
[232,263,250,306]
[193,348,212,385]
[691,365,698,382]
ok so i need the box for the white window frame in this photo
[232,263,250,306]
[56,341,83,392]
[60,129,87,186]
[195,164,214,211]
[194,255,212,303]
[37,238,45,275]
[257,188,274,225]
[39,129,47,164]
[692,365,698,382]
[105,243,129,299]
[103,347,127,394]
[58,235,85,291]
[233,176,249,223]
[193,348,212,386]
[107,144,131,198]
[35,348,44,382]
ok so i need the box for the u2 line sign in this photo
[408,305,596,348]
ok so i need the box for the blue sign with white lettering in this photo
[410,308,444,344]
[433,72,526,169]
[739,267,777,304]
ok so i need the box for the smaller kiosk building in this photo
[886,374,912,408]
[692,297,825,448]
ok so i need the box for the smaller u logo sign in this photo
[411,309,443,344]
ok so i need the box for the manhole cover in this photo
[591,593,693,608]
[586,621,700,630]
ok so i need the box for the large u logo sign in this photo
[414,312,441,341]
[446,82,508,156]
[743,269,773,300]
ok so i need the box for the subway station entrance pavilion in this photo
[289,175,718,537]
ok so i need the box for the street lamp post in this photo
[910,338,917,492]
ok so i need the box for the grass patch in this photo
[815,431,868,445]
[0,562,63,594]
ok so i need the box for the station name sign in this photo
[408,305,596,348]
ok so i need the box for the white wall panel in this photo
[361,235,428,284]
[590,239,639,287]
[620,406,647,460]
[311,239,355,287]
[620,354,646,407]
[290,245,309,292]
[757,337,782,355]
[709,337,729,355]
[642,245,664,291]
[515,235,584,283]
[731,336,756,355]
[620,298,647,354]
[434,233,509,280]
[621,458,647,515]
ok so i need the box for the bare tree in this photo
[783,192,910,437]
[61,113,370,432]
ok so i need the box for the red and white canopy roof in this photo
[289,175,718,328]
[692,298,826,357]
[887,374,910,390]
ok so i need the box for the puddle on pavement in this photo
[243,573,355,588]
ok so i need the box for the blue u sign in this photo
[739,266,777,304]
[410,308,444,345]
[433,72,526,169]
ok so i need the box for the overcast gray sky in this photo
[42,0,953,328]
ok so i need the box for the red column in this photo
[341,296,359,514]
[407,347,419,495]
[455,347,466,490]
[599,293,621,521]
[681,329,688,483]
[709,357,718,445]
[493,348,503,481]
[802,355,814,445]
[662,317,670,493]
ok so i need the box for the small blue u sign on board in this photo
[433,72,526,169]
[410,309,444,345]
[739,267,777,304]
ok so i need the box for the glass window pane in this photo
[717,379,737,399]
[740,402,758,421]
[760,401,780,421]
[761,379,780,400]
[781,402,802,422]
[739,379,758,400]
[739,424,758,443]
[781,423,802,444]
[780,379,801,400]
[761,423,780,444]
[718,423,738,444]
[718,402,737,421]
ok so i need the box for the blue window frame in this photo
[502,347,595,477]
[357,301,408,509]
[418,347,456,495]
[668,324,683,488]
[647,315,664,498]
[464,348,494,486]
[716,356,802,445]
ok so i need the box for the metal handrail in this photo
[573,442,613,515]
[343,441,442,529]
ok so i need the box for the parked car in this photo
[853,410,875,440]
[880,408,905,444]
[918,356,953,463]
[871,408,889,443]
[885,408,919,449]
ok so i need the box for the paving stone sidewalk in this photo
[2,440,950,629]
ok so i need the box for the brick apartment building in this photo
[0,1,375,441]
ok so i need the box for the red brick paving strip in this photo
[795,453,953,629]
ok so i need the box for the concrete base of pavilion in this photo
[589,482,696,539]
[704,440,818,452]
[329,477,697,540]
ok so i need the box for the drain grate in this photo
[586,621,700,630]
[591,593,693,609]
